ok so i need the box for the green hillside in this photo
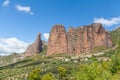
[111,27,120,45]
[1,27,120,80]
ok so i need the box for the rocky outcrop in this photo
[67,23,112,55]
[25,33,43,56]
[47,25,68,55]
[47,23,113,55]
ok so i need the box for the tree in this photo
[28,68,41,80]
[57,66,67,80]
[76,62,112,80]
[110,53,120,74]
[42,72,56,80]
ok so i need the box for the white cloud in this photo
[2,0,10,7]
[0,37,30,55]
[93,17,120,27]
[43,33,49,41]
[15,5,34,15]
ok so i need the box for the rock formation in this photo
[47,23,113,55]
[25,33,43,56]
[47,25,68,55]
[67,23,112,55]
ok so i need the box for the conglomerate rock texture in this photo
[47,23,112,55]
[25,33,43,56]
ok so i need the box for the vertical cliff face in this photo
[35,33,43,53]
[47,25,68,55]
[67,23,113,55]
[25,33,43,56]
[47,23,113,55]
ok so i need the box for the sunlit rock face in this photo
[47,25,68,55]
[67,23,112,55]
[47,23,112,55]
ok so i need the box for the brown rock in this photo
[67,23,113,55]
[47,23,113,55]
[47,25,68,55]
[25,33,43,56]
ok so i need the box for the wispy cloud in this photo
[15,5,34,15]
[43,33,49,41]
[0,37,30,55]
[93,17,120,27]
[2,0,10,7]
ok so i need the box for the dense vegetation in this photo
[0,53,26,68]
[111,27,120,45]
[0,27,120,80]
[27,47,120,80]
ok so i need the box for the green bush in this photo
[28,68,41,80]
[42,72,56,80]
[57,66,67,80]
[110,53,120,74]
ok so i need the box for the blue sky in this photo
[0,0,120,55]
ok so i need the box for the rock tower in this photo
[47,25,68,55]
[25,33,43,56]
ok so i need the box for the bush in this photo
[42,72,56,80]
[110,53,120,74]
[28,68,41,80]
[57,66,67,80]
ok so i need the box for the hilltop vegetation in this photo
[111,27,120,45]
[0,53,25,67]
[0,27,120,80]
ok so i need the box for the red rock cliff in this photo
[25,33,43,56]
[47,23,113,55]
[67,23,112,55]
[47,25,68,55]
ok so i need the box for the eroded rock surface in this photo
[25,33,43,56]
[67,23,112,55]
[47,23,112,55]
[47,25,68,55]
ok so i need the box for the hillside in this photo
[0,27,120,80]
[0,53,25,67]
[111,27,120,45]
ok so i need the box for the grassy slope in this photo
[0,53,80,80]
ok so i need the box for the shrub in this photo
[42,72,56,80]
[57,66,67,80]
[28,68,41,80]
